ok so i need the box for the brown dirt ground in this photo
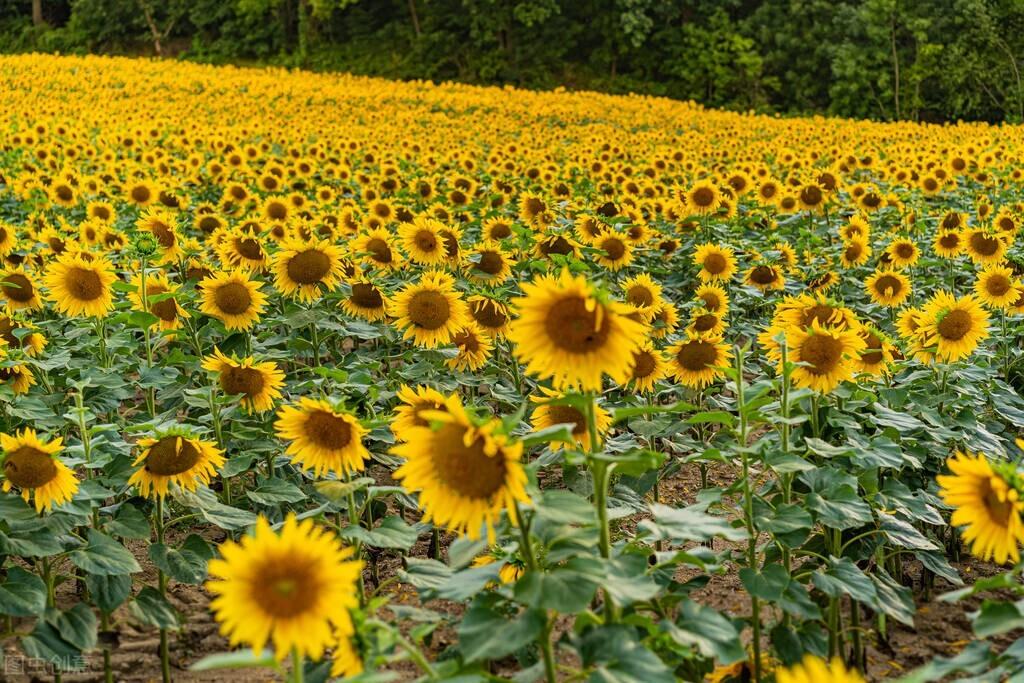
[0,461,1013,682]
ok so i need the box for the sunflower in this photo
[785,320,865,393]
[0,316,46,356]
[43,253,116,317]
[483,218,514,242]
[448,323,493,371]
[839,239,871,268]
[621,274,663,321]
[938,451,1024,565]
[275,399,369,477]
[974,264,1020,309]
[650,300,679,339]
[865,269,911,307]
[392,394,529,540]
[199,270,268,331]
[695,284,729,316]
[391,385,449,442]
[839,214,870,242]
[202,348,285,413]
[745,264,786,291]
[207,515,362,661]
[684,180,722,215]
[466,242,513,284]
[593,231,634,271]
[398,216,448,266]
[0,356,36,395]
[351,227,402,270]
[885,237,919,269]
[687,307,726,336]
[1,428,77,513]
[918,291,989,362]
[388,270,469,348]
[529,387,611,452]
[331,628,363,679]
[128,430,225,498]
[933,229,964,258]
[137,208,183,264]
[518,193,551,227]
[964,228,1009,265]
[124,180,157,207]
[896,307,933,363]
[272,238,344,302]
[856,325,896,377]
[627,342,670,392]
[468,295,511,337]
[0,222,17,256]
[340,279,388,322]
[667,334,732,388]
[128,272,188,332]
[216,231,269,272]
[693,243,737,282]
[775,656,864,683]
[508,269,647,391]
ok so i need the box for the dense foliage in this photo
[4,53,1024,683]
[5,0,1024,121]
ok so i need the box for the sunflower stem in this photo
[74,390,101,528]
[734,345,762,683]
[515,504,556,683]
[345,480,366,606]
[586,393,616,624]
[139,254,156,418]
[779,339,793,630]
[290,647,304,683]
[154,496,171,683]
[101,612,113,683]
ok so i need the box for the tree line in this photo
[4,0,1024,122]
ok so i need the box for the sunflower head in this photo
[128,428,225,499]
[1,428,77,513]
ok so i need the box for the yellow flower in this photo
[784,320,865,394]
[207,515,362,661]
[667,334,732,388]
[272,238,345,302]
[128,430,225,498]
[918,291,989,362]
[43,253,117,317]
[199,270,268,331]
[1,428,78,513]
[392,394,529,541]
[274,398,369,477]
[693,243,737,282]
[776,656,864,683]
[508,269,647,391]
[388,270,470,348]
[529,387,611,452]
[938,451,1024,564]
[202,348,285,413]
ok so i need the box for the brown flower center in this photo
[632,350,657,378]
[749,266,778,285]
[692,313,719,332]
[365,238,393,264]
[350,283,383,309]
[800,333,843,375]
[474,251,504,275]
[626,286,654,308]
[64,267,103,301]
[213,282,253,315]
[703,252,727,274]
[286,249,332,285]
[937,309,972,341]
[220,364,266,396]
[4,446,57,489]
[471,299,507,329]
[144,436,201,476]
[691,187,715,207]
[430,423,507,499]
[407,290,451,330]
[250,558,321,618]
[970,232,1000,256]
[985,275,1011,297]
[874,275,903,297]
[303,411,353,450]
[544,297,610,353]
[676,340,718,371]
[602,237,626,260]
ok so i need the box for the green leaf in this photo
[49,603,98,651]
[665,599,745,664]
[0,567,46,616]
[579,624,675,683]
[85,574,132,614]
[685,411,735,427]
[458,596,545,663]
[190,649,278,671]
[514,558,601,613]
[974,599,1024,638]
[21,620,82,671]
[739,563,790,601]
[535,489,597,526]
[600,555,660,605]
[639,502,747,544]
[177,489,257,531]
[129,586,179,630]
[149,534,214,585]
[880,516,938,551]
[314,477,375,506]
[105,503,151,540]
[520,424,576,449]
[246,478,307,505]
[339,516,420,550]
[805,486,872,530]
[813,557,877,603]
[69,530,141,576]
[872,404,926,431]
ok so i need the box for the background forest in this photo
[3,0,1024,122]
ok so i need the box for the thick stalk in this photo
[139,255,156,417]
[735,346,762,683]
[586,394,616,623]
[290,648,304,683]
[155,496,171,683]
[515,505,556,683]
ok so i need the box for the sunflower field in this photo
[3,52,1024,683]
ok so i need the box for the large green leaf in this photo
[0,567,46,616]
[458,595,545,663]
[69,529,141,576]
